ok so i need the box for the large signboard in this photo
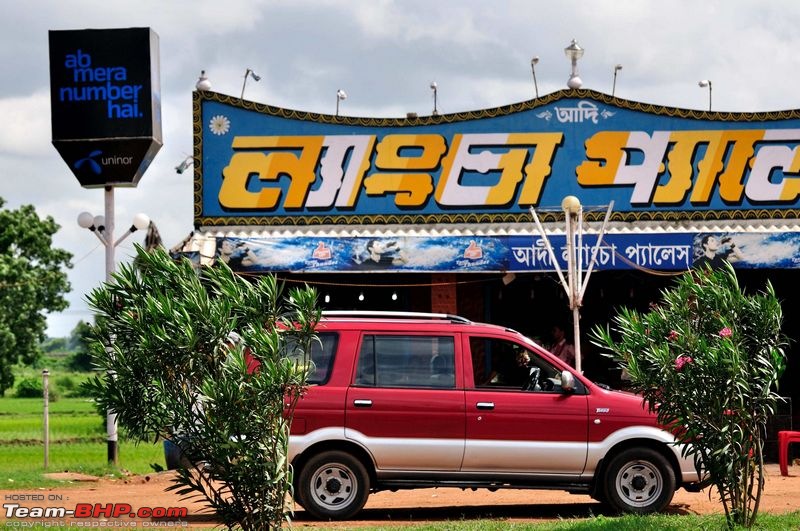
[195,89,800,227]
[210,231,800,273]
[49,27,162,187]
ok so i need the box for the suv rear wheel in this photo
[603,447,676,514]
[297,451,370,520]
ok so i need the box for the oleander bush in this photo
[83,246,319,530]
[593,264,787,529]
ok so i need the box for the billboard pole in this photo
[104,186,118,464]
[77,189,151,465]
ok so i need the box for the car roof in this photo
[318,311,519,335]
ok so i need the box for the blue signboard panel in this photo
[195,89,800,227]
[208,232,800,273]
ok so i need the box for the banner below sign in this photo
[202,232,800,273]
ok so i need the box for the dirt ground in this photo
[5,463,800,528]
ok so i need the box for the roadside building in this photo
[181,88,799,431]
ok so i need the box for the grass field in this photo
[0,394,166,488]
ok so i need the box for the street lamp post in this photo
[612,64,622,96]
[241,68,261,99]
[530,198,614,374]
[336,89,347,116]
[698,79,712,111]
[562,196,584,373]
[530,56,540,98]
[78,190,150,464]
[430,81,439,116]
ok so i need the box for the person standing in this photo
[548,324,575,366]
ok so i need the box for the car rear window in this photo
[283,332,337,385]
[355,334,456,388]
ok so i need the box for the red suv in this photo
[289,311,700,520]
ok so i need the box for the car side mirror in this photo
[560,370,576,393]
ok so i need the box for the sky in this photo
[2,0,800,337]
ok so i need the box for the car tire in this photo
[602,447,675,514]
[297,450,370,520]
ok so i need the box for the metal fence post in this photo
[43,369,49,469]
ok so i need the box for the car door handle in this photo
[476,402,495,410]
[353,399,373,408]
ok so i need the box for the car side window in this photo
[470,336,563,392]
[355,335,456,389]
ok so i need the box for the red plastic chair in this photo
[779,431,800,476]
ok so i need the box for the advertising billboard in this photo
[49,27,162,187]
[195,89,800,227]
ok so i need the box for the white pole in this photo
[565,211,582,373]
[575,206,584,372]
[576,205,584,290]
[572,305,582,373]
[43,369,49,469]
[104,186,118,465]
[565,209,576,307]
[529,207,570,298]
[579,201,615,301]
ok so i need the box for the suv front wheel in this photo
[603,447,676,514]
[297,450,370,520]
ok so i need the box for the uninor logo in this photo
[74,150,103,174]
[73,150,135,175]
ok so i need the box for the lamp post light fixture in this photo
[612,64,622,97]
[564,39,584,89]
[336,89,347,116]
[530,56,540,98]
[195,70,212,91]
[175,155,193,175]
[240,68,261,99]
[78,199,151,464]
[430,81,439,116]
[698,79,712,111]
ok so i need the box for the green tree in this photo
[593,265,786,529]
[83,246,319,530]
[0,197,72,394]
[67,320,94,371]
[41,336,68,353]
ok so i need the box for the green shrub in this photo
[54,374,75,391]
[83,246,319,530]
[67,351,94,372]
[593,264,786,529]
[14,376,59,401]
[14,376,42,398]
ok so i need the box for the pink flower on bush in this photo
[719,327,733,338]
[667,330,679,341]
[674,355,693,372]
